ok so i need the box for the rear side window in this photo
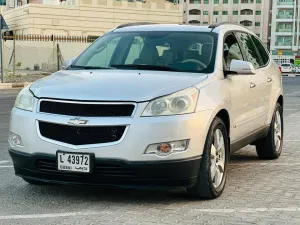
[251,35,269,66]
[235,32,261,69]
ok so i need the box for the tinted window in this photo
[235,32,261,69]
[223,34,244,70]
[251,35,269,66]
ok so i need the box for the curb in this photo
[0,82,32,90]
[282,74,300,77]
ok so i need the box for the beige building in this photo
[1,0,182,73]
[4,0,183,36]
[180,0,272,47]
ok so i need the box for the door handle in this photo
[267,77,272,82]
[250,82,256,88]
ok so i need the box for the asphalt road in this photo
[1,77,300,225]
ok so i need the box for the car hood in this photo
[30,70,208,102]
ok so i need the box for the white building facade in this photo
[180,0,272,47]
[270,0,300,65]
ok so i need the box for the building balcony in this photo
[275,42,292,46]
[277,1,294,5]
[276,15,293,19]
[276,2,294,9]
[273,45,292,50]
[276,28,293,32]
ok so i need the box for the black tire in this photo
[186,117,229,199]
[23,178,46,185]
[256,103,283,159]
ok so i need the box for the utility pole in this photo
[0,14,8,83]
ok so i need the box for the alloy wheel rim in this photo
[210,129,226,189]
[274,110,282,153]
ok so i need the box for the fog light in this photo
[8,132,23,147]
[157,143,172,154]
[145,140,189,156]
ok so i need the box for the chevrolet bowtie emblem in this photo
[68,118,88,126]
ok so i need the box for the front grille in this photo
[35,159,135,178]
[35,159,57,171]
[39,101,135,117]
[39,121,126,145]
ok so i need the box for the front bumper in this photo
[9,149,201,188]
[9,105,213,161]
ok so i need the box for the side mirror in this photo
[229,59,256,75]
[61,58,76,70]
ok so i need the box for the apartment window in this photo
[214,0,219,3]
[255,22,260,26]
[223,0,228,3]
[233,0,238,3]
[203,11,209,15]
[189,20,201,24]
[190,0,201,3]
[241,0,254,3]
[240,20,252,26]
[222,11,228,15]
[256,0,261,3]
[204,0,209,3]
[256,11,261,15]
[213,11,219,15]
[233,11,238,15]
[189,9,201,15]
[241,9,253,15]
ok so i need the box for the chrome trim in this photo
[37,99,138,117]
[36,120,130,150]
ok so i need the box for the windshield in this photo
[70,31,218,73]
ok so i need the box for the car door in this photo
[223,33,256,142]
[235,32,270,132]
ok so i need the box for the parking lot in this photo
[1,76,300,225]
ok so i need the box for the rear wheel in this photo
[187,117,229,199]
[256,103,283,159]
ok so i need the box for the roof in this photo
[112,24,213,33]
[112,22,254,35]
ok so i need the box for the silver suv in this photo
[8,22,283,199]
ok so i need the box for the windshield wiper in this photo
[111,64,180,72]
[70,65,114,70]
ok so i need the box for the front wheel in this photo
[187,117,229,199]
[256,103,283,159]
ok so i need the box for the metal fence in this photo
[2,34,98,83]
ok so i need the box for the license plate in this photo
[57,151,91,173]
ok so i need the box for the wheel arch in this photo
[215,109,230,138]
[277,95,283,107]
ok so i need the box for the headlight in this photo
[14,86,35,111]
[141,87,199,116]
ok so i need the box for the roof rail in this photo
[116,22,156,29]
[208,22,244,29]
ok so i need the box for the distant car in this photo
[295,66,300,73]
[281,63,296,73]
